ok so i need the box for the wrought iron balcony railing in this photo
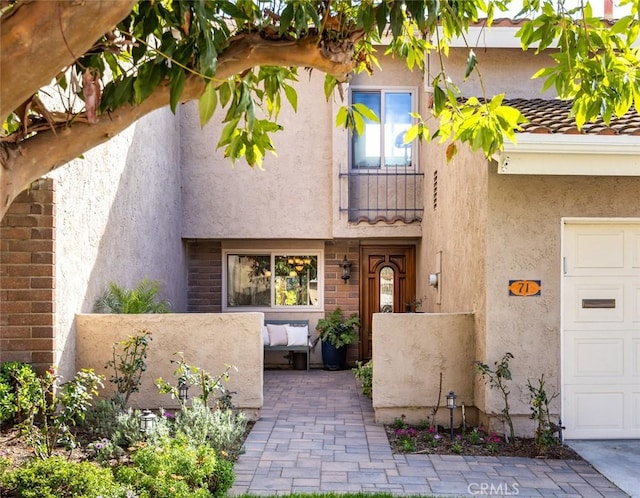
[339,169,424,224]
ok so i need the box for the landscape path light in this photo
[139,409,156,435]
[446,391,457,440]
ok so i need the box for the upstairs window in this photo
[225,253,320,310]
[351,89,415,169]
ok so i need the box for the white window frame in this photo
[222,249,324,312]
[349,86,419,171]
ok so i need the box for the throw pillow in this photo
[262,325,270,346]
[286,325,308,346]
[266,324,288,346]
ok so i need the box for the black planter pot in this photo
[321,341,348,370]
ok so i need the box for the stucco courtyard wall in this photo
[75,313,263,418]
[372,312,475,425]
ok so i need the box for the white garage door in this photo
[563,221,640,439]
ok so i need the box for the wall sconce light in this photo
[446,391,457,440]
[340,255,352,283]
[139,409,157,434]
[428,273,439,288]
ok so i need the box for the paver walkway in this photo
[229,369,629,497]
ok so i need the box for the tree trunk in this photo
[0,0,138,121]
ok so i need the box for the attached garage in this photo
[562,220,640,439]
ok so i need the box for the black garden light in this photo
[446,391,457,440]
[178,379,190,402]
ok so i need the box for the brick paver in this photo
[229,370,628,497]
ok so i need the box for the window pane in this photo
[227,255,271,307]
[385,92,412,167]
[274,255,318,306]
[380,266,394,312]
[352,91,381,168]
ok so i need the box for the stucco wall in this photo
[484,172,640,432]
[372,312,475,425]
[443,47,559,99]
[180,71,334,239]
[48,108,186,381]
[75,313,263,418]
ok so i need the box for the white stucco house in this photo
[1,20,639,439]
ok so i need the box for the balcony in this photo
[340,168,424,224]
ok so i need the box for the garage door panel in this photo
[573,286,624,323]
[634,393,640,430]
[563,221,640,439]
[633,231,640,268]
[570,390,625,429]
[571,339,625,377]
[574,232,624,269]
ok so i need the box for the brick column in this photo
[0,179,55,373]
[186,240,222,312]
[323,240,360,364]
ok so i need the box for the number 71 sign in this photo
[508,280,541,296]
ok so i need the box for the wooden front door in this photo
[360,245,416,360]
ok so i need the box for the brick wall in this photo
[323,240,361,364]
[0,179,55,373]
[186,240,222,312]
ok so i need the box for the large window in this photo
[351,89,415,169]
[225,252,320,309]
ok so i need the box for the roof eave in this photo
[495,133,640,176]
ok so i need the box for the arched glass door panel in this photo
[380,266,394,312]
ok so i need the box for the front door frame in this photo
[359,244,416,360]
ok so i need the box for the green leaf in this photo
[335,106,349,128]
[375,2,388,37]
[218,117,241,147]
[279,4,294,36]
[389,2,404,38]
[464,49,477,79]
[353,112,365,136]
[324,75,338,100]
[198,82,218,127]
[353,103,379,122]
[283,84,298,112]
[404,125,419,143]
[169,69,186,114]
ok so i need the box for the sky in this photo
[500,0,633,18]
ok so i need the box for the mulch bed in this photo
[384,424,582,460]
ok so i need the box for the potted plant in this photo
[316,308,360,370]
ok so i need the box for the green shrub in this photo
[20,368,104,459]
[0,362,40,427]
[115,436,234,497]
[110,407,171,449]
[94,278,171,313]
[174,399,248,459]
[353,360,373,398]
[0,456,129,498]
[82,398,122,440]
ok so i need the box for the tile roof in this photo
[505,98,640,136]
